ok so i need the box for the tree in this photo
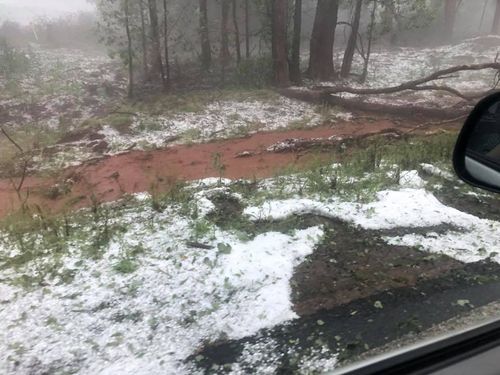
[221,0,231,81]
[245,0,250,58]
[271,0,290,86]
[492,0,500,34]
[360,0,377,83]
[139,0,149,76]
[124,0,134,97]
[163,0,171,85]
[444,0,458,40]
[308,0,339,80]
[290,0,302,84]
[148,0,166,86]
[341,0,362,78]
[199,0,211,70]
[232,0,242,64]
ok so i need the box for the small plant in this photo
[190,218,214,240]
[0,38,35,79]
[113,258,138,274]
[211,152,226,184]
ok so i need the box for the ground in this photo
[1,37,500,374]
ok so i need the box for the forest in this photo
[1,1,500,374]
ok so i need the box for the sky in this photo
[0,0,95,24]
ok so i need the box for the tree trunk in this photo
[199,0,211,70]
[163,0,170,85]
[148,0,166,86]
[308,0,340,80]
[492,0,500,34]
[245,0,250,58]
[444,0,458,41]
[290,0,302,84]
[272,0,290,86]
[340,0,362,78]
[360,0,376,83]
[479,0,489,33]
[232,0,242,64]
[221,0,231,82]
[124,0,134,98]
[139,0,148,77]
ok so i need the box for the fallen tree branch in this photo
[280,88,471,119]
[329,96,471,118]
[317,62,500,100]
[406,114,468,135]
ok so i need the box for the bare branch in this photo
[1,126,24,153]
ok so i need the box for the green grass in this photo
[113,258,138,274]
[128,88,279,117]
[0,131,463,288]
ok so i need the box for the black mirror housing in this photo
[454,92,500,194]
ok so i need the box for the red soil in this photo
[0,118,454,218]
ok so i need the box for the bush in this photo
[231,56,274,88]
[0,38,36,79]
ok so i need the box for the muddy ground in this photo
[0,116,458,219]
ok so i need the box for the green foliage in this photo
[189,218,214,240]
[211,153,226,183]
[0,38,36,79]
[113,258,138,274]
[377,0,438,40]
[231,57,274,88]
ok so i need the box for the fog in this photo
[0,0,95,24]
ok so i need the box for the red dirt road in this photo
[0,119,453,218]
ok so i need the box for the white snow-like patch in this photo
[0,202,324,374]
[100,97,325,152]
[298,347,339,374]
[244,181,500,265]
[244,188,484,230]
[386,228,500,263]
[420,163,455,181]
[399,170,426,188]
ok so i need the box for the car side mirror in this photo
[454,92,500,193]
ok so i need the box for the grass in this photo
[126,88,279,117]
[113,258,138,274]
[0,198,129,287]
[0,130,464,289]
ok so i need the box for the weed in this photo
[107,113,134,134]
[181,128,202,143]
[113,258,138,274]
[148,176,191,211]
[211,153,226,184]
[189,219,214,241]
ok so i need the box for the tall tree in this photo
[139,0,148,77]
[492,0,500,34]
[124,0,134,97]
[199,0,212,70]
[308,0,340,80]
[148,0,166,86]
[360,0,377,83]
[232,0,242,64]
[245,0,250,58]
[340,0,362,78]
[220,0,231,81]
[444,0,458,40]
[271,0,290,86]
[163,0,170,85]
[290,0,302,84]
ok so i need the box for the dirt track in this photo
[0,118,457,218]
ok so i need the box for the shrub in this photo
[0,38,36,79]
[231,56,274,88]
